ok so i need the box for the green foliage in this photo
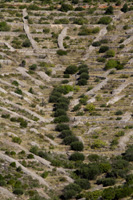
[104,59,124,70]
[75,178,90,189]
[22,39,31,47]
[85,104,95,112]
[60,4,73,12]
[123,145,133,161]
[76,163,100,180]
[63,183,81,199]
[29,64,37,70]
[97,178,115,187]
[12,137,22,144]
[79,26,100,35]
[10,162,16,167]
[64,65,78,74]
[99,45,109,53]
[63,135,79,145]
[70,141,84,151]
[13,188,24,195]
[69,152,85,161]
[54,109,67,117]
[106,49,115,57]
[88,154,100,162]
[54,115,69,123]
[0,21,10,31]
[78,78,87,85]
[105,6,114,15]
[98,16,112,24]
[59,130,73,139]
[72,104,81,112]
[92,41,101,47]
[57,49,67,55]
[91,139,106,149]
[73,18,88,25]
[15,88,23,95]
[121,3,128,13]
[79,95,88,105]
[55,124,70,132]
[43,28,50,33]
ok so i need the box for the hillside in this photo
[0,0,133,200]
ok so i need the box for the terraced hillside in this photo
[0,0,133,200]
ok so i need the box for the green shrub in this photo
[54,115,69,123]
[64,65,78,74]
[121,3,128,13]
[13,188,24,195]
[59,130,73,139]
[27,154,34,159]
[30,146,39,155]
[57,49,67,55]
[12,80,19,86]
[10,162,16,167]
[72,104,81,112]
[15,88,23,95]
[123,145,133,161]
[1,113,10,118]
[78,78,87,85]
[105,6,114,15]
[63,183,81,199]
[104,59,123,70]
[29,64,37,70]
[22,39,31,47]
[91,139,106,149]
[69,152,85,161]
[88,154,100,162]
[12,137,22,144]
[76,163,100,180]
[60,4,73,12]
[75,178,90,189]
[43,28,50,33]
[99,45,109,53]
[97,57,106,63]
[92,41,101,47]
[63,136,79,145]
[106,49,115,57]
[41,171,48,179]
[98,16,112,24]
[70,141,84,151]
[0,21,10,31]
[85,104,95,112]
[73,18,88,25]
[80,72,89,80]
[54,109,67,117]
[97,178,115,187]
[55,124,70,132]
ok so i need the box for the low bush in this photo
[69,152,85,161]
[99,45,109,53]
[12,137,22,144]
[55,124,70,132]
[64,65,78,74]
[98,16,112,24]
[54,115,69,123]
[70,141,84,151]
[63,135,79,145]
[75,178,90,189]
[59,130,73,139]
[57,50,67,55]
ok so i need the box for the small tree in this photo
[69,152,85,161]
[121,3,128,13]
[105,6,114,15]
